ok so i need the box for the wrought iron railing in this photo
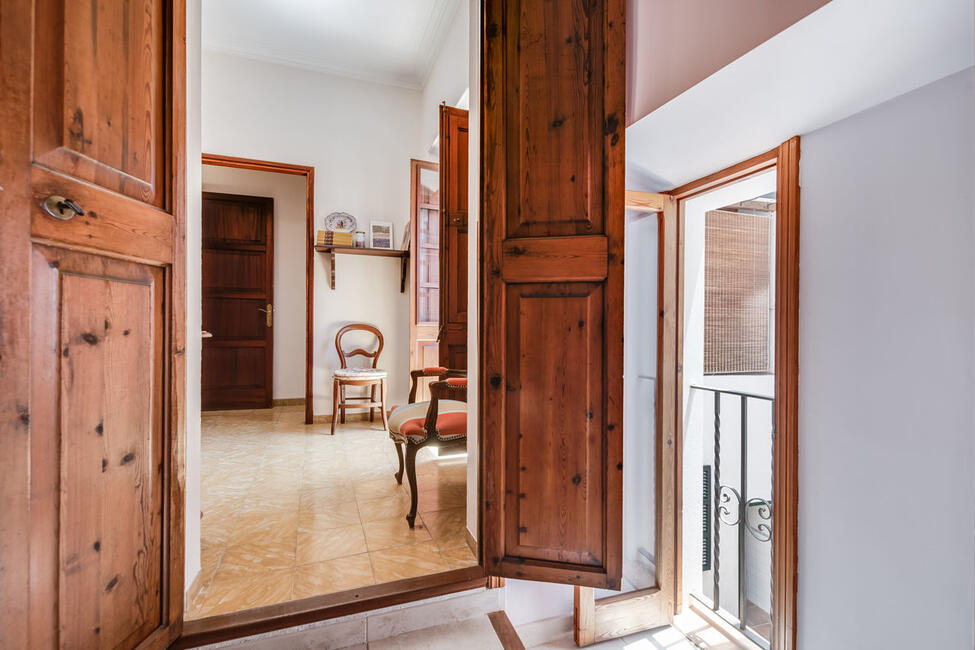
[690,384,773,649]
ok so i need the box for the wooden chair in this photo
[388,368,467,527]
[331,323,388,435]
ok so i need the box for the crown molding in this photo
[202,41,424,91]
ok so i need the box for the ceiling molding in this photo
[202,41,424,90]
[417,0,463,87]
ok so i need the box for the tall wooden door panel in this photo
[439,106,469,370]
[201,193,274,410]
[0,0,186,646]
[481,0,625,588]
[410,160,441,401]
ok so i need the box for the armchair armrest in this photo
[424,377,469,436]
[408,367,467,403]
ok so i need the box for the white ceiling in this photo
[626,0,975,190]
[202,0,463,89]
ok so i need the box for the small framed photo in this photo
[370,221,393,249]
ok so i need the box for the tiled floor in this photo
[186,405,476,619]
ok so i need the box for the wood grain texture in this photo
[481,0,625,589]
[201,154,316,423]
[667,148,778,200]
[772,136,800,650]
[201,192,274,411]
[0,0,34,645]
[439,106,469,370]
[488,610,526,650]
[2,0,186,645]
[623,190,666,213]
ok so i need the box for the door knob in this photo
[42,195,86,221]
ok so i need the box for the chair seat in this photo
[333,367,387,380]
[388,400,467,444]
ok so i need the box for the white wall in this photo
[201,166,308,400]
[420,0,470,156]
[202,50,423,413]
[184,0,202,590]
[798,68,974,648]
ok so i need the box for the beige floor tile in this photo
[218,538,296,577]
[297,499,360,531]
[417,485,467,513]
[196,568,294,618]
[292,553,376,600]
[362,516,432,551]
[228,511,298,547]
[369,541,450,583]
[299,486,358,513]
[356,492,412,523]
[440,545,478,569]
[353,476,408,501]
[296,525,368,565]
[420,508,468,549]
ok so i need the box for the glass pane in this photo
[419,167,439,206]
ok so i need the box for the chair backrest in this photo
[335,323,383,369]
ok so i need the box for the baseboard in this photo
[311,412,379,424]
[272,397,305,406]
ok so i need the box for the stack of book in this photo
[316,230,354,247]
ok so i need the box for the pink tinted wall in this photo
[626,0,831,124]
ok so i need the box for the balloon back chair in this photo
[387,367,467,527]
[330,323,388,435]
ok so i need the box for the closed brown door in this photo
[439,106,469,370]
[480,0,626,588]
[202,193,274,410]
[410,160,441,401]
[0,0,186,647]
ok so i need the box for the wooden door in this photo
[201,192,274,410]
[438,106,469,370]
[480,0,626,588]
[410,160,442,401]
[0,0,186,647]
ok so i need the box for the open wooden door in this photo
[409,159,442,401]
[480,0,626,589]
[438,105,469,370]
[0,0,186,647]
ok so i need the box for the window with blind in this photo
[704,208,772,375]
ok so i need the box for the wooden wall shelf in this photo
[314,245,409,292]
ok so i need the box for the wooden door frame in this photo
[409,158,441,389]
[666,138,800,650]
[201,191,275,410]
[200,154,316,424]
[0,0,187,645]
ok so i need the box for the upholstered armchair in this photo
[387,367,467,528]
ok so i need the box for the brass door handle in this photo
[258,304,273,327]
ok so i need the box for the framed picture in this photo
[370,221,393,249]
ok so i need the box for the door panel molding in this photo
[480,0,626,589]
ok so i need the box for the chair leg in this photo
[405,444,419,528]
[340,385,346,423]
[380,378,389,431]
[394,442,404,484]
[330,379,339,436]
[369,384,376,422]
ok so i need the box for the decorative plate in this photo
[324,211,357,232]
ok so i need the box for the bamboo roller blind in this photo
[704,209,771,375]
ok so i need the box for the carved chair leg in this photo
[340,384,346,423]
[394,442,404,484]
[405,444,420,528]
[330,378,339,436]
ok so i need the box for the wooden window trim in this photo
[200,153,316,425]
[671,140,799,649]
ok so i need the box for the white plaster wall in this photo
[184,0,202,589]
[420,0,470,156]
[201,166,308,400]
[202,50,423,414]
[797,68,974,649]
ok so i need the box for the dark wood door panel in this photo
[30,244,166,649]
[202,192,273,410]
[502,283,605,568]
[32,0,166,205]
[481,0,624,589]
[439,106,469,370]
